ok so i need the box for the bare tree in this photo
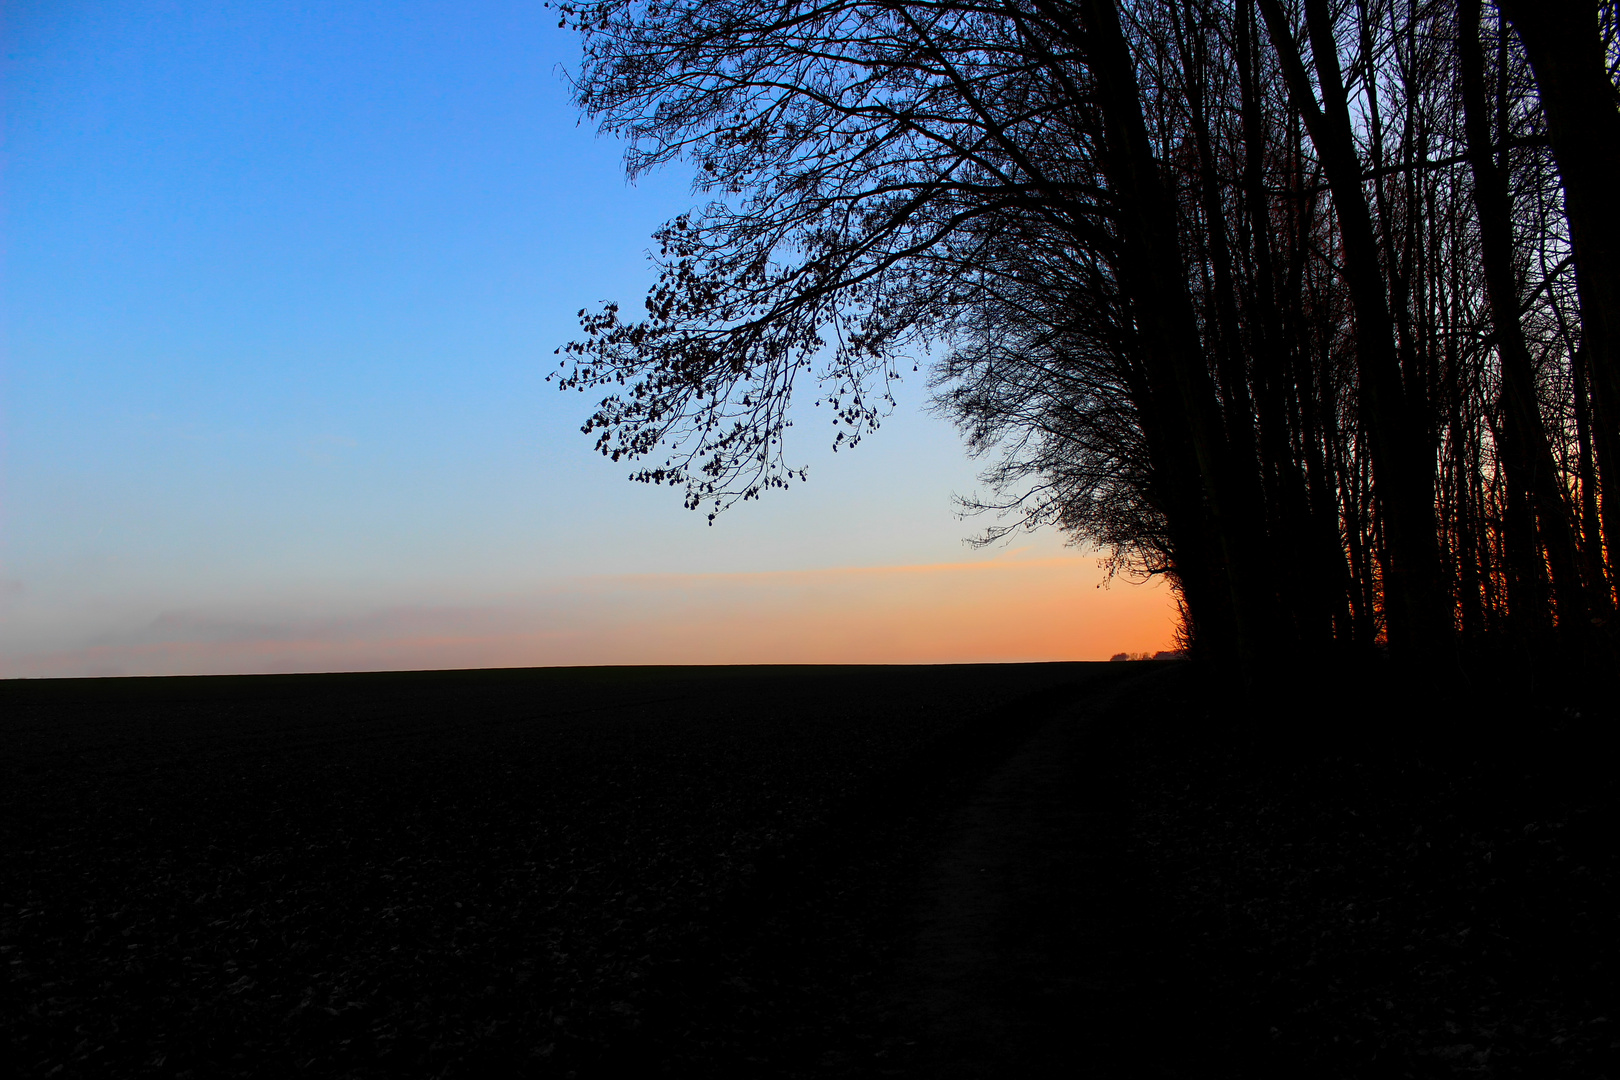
[554,0,1618,674]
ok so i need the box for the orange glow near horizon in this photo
[3,556,1179,679]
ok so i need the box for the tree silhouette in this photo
[554,0,1619,675]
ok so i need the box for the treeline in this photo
[553,0,1619,672]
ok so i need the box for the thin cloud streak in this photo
[600,553,1097,584]
[1,557,1176,678]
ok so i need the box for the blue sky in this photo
[0,0,1173,676]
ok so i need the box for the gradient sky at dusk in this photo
[1,0,1177,677]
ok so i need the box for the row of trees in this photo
[552,0,1619,673]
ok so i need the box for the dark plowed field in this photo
[5,662,1616,1078]
[1,663,1120,1077]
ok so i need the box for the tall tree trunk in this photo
[1572,346,1613,610]
[1442,209,1486,639]
[1065,0,1279,667]
[1174,0,1322,650]
[1169,0,1261,486]
[1457,0,1590,638]
[1232,0,1335,649]
[1497,0,1620,601]
[1256,0,1451,663]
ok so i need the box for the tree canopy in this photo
[554,0,1620,674]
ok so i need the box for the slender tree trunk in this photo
[1497,0,1620,599]
[1457,0,1589,638]
[1130,360,1240,656]
[1170,0,1262,486]
[1256,0,1450,663]
[1023,0,1280,669]
[1442,212,1487,639]
[1233,0,1335,648]
[1572,346,1614,610]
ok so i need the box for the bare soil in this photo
[3,662,1615,1077]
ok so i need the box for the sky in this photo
[0,0,1177,678]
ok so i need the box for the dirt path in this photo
[869,671,1178,1077]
